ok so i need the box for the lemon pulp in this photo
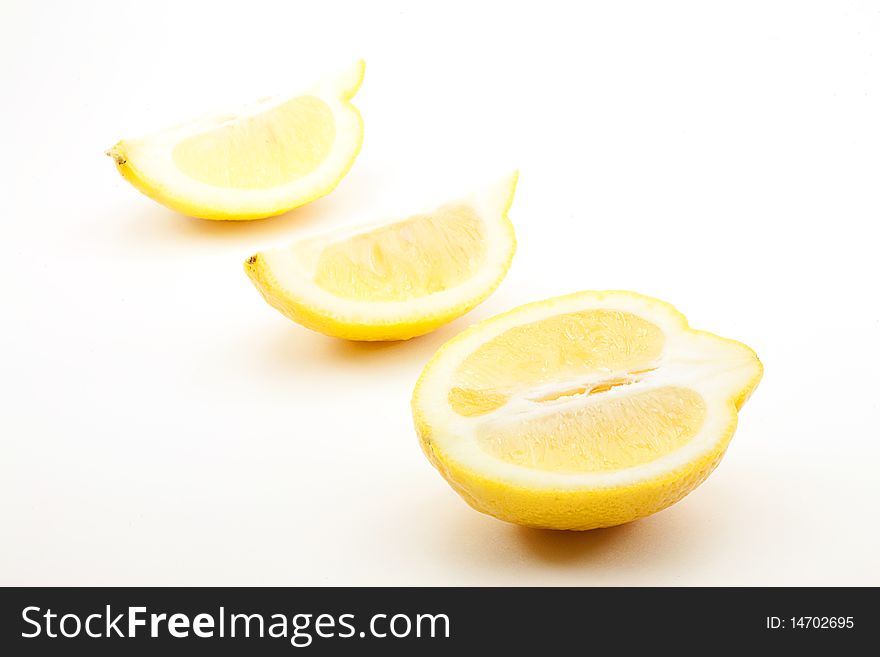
[313,204,486,301]
[478,386,706,473]
[172,96,336,189]
[448,309,705,473]
[449,310,665,416]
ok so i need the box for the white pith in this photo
[414,292,761,491]
[117,61,364,217]
[258,173,517,326]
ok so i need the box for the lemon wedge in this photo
[107,61,365,220]
[412,291,762,530]
[244,173,518,341]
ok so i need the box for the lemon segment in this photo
[244,173,518,341]
[107,61,364,220]
[412,291,762,530]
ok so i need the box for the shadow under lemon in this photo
[514,523,643,565]
[406,478,736,584]
[255,291,515,375]
[115,167,384,246]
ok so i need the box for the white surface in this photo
[1,0,878,586]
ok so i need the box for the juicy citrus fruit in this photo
[244,172,518,341]
[107,61,365,220]
[412,291,762,530]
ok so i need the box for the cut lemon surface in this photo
[245,173,518,341]
[107,61,365,220]
[412,291,762,530]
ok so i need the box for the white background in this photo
[2,0,879,586]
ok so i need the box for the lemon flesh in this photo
[245,173,517,341]
[314,204,486,302]
[172,96,337,189]
[412,291,762,530]
[107,61,364,220]
[478,386,706,474]
[449,309,665,416]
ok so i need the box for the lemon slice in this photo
[412,291,762,530]
[107,61,365,220]
[244,173,518,341]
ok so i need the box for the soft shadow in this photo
[116,169,383,246]
[419,492,725,585]
[256,297,513,374]
[174,199,339,241]
[256,321,456,376]
[514,523,643,565]
[328,320,465,361]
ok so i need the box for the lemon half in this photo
[107,61,365,220]
[244,173,518,341]
[412,291,762,530]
